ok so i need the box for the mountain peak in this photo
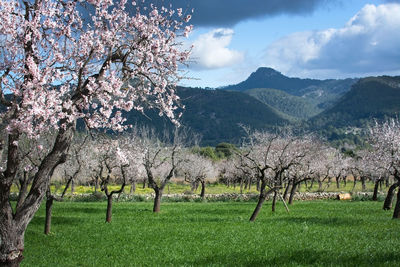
[253,67,282,77]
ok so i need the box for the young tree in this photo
[44,132,89,235]
[142,131,184,212]
[368,119,400,217]
[180,151,215,200]
[240,131,312,221]
[0,1,192,265]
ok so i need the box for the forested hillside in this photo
[244,88,322,120]
[310,76,400,129]
[124,87,289,145]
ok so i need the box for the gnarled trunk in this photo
[0,223,24,267]
[1,127,73,266]
[44,197,54,235]
[383,182,399,210]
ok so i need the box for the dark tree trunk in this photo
[283,181,291,201]
[383,182,399,210]
[289,182,298,205]
[239,179,244,194]
[392,187,400,219]
[44,197,54,235]
[106,195,113,223]
[352,177,357,191]
[142,180,146,189]
[343,176,347,187]
[336,176,340,189]
[256,179,260,192]
[200,180,206,201]
[271,191,277,212]
[373,178,381,201]
[153,189,162,213]
[250,189,266,222]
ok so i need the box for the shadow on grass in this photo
[274,216,362,227]
[58,206,104,215]
[172,249,400,266]
[29,216,86,226]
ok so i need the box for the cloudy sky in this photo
[170,0,400,88]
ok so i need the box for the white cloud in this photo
[264,3,400,78]
[190,28,244,70]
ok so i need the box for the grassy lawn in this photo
[22,200,400,266]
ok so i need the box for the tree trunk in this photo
[0,223,24,267]
[271,191,277,212]
[200,180,206,201]
[70,179,75,195]
[283,181,291,201]
[239,179,244,194]
[343,176,347,187]
[250,191,266,222]
[352,177,357,191]
[383,182,399,210]
[336,176,340,189]
[94,176,99,192]
[105,195,113,223]
[318,180,323,191]
[361,177,366,191]
[1,127,73,266]
[142,180,146,189]
[392,187,400,219]
[373,178,381,201]
[153,189,162,213]
[44,197,54,235]
[289,182,298,205]
[256,179,260,192]
[130,181,136,195]
[309,178,315,190]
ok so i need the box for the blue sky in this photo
[174,0,400,88]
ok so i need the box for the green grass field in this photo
[22,200,400,266]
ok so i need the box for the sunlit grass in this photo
[12,180,379,200]
[22,200,400,266]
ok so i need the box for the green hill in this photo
[222,67,357,114]
[308,76,400,139]
[124,87,289,145]
[244,88,322,120]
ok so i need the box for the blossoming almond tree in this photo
[0,0,192,265]
[368,119,400,217]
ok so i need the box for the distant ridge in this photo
[222,67,324,95]
[309,76,400,129]
[221,67,357,120]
